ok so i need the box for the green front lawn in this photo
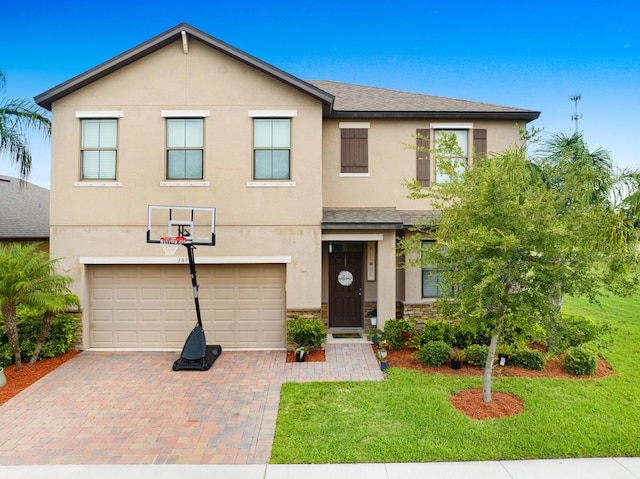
[271,294,640,463]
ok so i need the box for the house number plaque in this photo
[337,270,354,287]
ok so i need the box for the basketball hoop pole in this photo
[184,243,204,329]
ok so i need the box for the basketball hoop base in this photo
[173,345,222,371]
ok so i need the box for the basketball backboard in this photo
[147,205,216,246]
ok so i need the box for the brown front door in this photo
[329,251,363,328]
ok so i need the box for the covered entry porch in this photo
[321,207,405,334]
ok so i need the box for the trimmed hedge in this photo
[563,346,598,376]
[285,317,326,352]
[511,348,546,371]
[414,340,451,367]
[464,344,490,367]
[0,307,78,367]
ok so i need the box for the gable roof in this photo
[0,176,50,240]
[34,23,539,123]
[308,80,539,121]
[34,23,335,113]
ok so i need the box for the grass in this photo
[271,293,640,463]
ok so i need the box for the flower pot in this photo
[0,367,6,388]
[450,359,462,370]
[295,350,306,362]
[380,360,389,371]
[378,349,387,360]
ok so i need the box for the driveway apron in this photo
[0,343,382,465]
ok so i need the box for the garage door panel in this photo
[90,264,286,349]
[116,310,137,322]
[116,329,139,342]
[141,288,162,301]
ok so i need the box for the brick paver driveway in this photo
[0,343,382,465]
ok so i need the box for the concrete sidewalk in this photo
[1,457,640,478]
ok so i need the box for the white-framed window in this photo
[253,118,291,180]
[80,119,118,180]
[434,129,468,184]
[166,118,204,180]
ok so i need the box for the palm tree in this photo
[0,70,51,179]
[532,132,640,322]
[0,243,77,371]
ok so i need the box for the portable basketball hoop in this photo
[160,235,188,256]
[147,205,221,372]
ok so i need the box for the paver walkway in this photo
[0,343,382,465]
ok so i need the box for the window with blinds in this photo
[81,119,117,180]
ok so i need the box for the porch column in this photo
[377,231,397,329]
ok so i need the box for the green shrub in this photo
[547,314,612,354]
[511,348,546,371]
[0,306,78,367]
[382,319,415,350]
[452,323,492,348]
[417,320,455,347]
[286,317,326,352]
[464,344,490,367]
[414,340,451,367]
[0,343,13,368]
[563,346,598,376]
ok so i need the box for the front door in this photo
[329,251,363,328]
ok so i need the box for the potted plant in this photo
[377,339,388,360]
[450,347,465,370]
[294,346,307,362]
[367,307,378,326]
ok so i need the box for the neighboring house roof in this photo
[308,80,539,121]
[0,176,50,240]
[322,208,440,230]
[34,23,540,123]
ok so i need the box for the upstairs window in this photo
[435,129,468,184]
[81,119,117,180]
[253,119,291,180]
[166,118,204,180]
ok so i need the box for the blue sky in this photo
[1,0,638,188]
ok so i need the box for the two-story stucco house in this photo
[34,23,539,351]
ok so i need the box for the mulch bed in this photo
[285,348,326,363]
[376,345,612,420]
[0,350,80,405]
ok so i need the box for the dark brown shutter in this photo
[416,128,431,186]
[473,129,487,163]
[341,128,368,173]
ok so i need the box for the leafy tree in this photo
[0,243,78,370]
[0,70,51,179]
[399,132,638,402]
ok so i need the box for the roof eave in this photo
[35,23,334,111]
[326,110,541,122]
[321,222,404,230]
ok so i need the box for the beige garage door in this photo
[89,264,286,349]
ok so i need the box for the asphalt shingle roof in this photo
[322,208,440,229]
[0,176,50,239]
[308,80,538,118]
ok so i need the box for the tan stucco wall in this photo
[321,119,524,209]
[48,38,324,320]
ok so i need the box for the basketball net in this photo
[160,236,188,256]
